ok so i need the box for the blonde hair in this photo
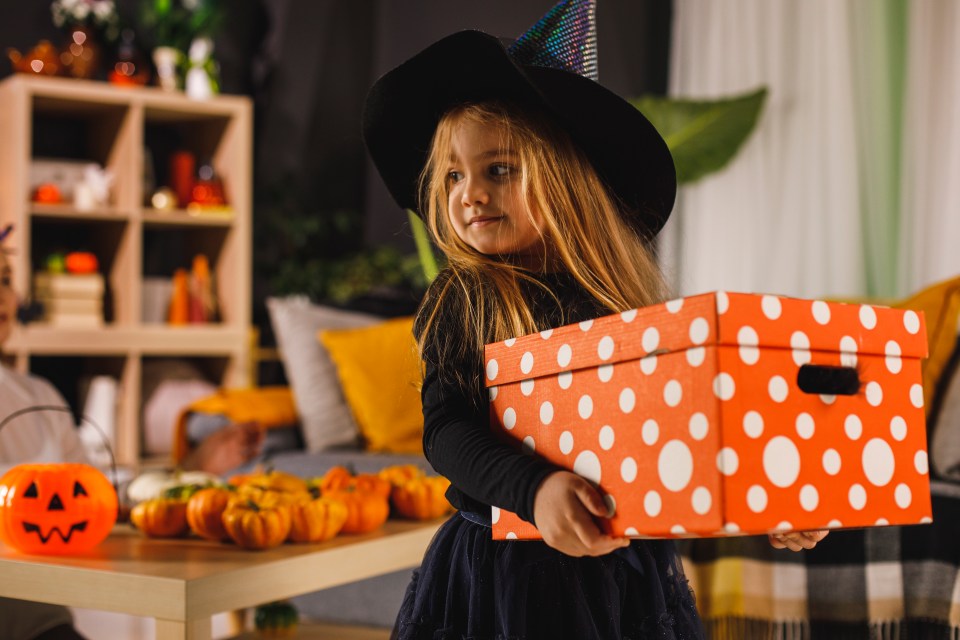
[415,102,668,387]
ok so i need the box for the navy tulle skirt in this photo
[392,513,706,640]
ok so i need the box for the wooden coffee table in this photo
[0,519,442,640]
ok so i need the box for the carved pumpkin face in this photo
[0,463,118,555]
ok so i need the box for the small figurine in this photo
[184,37,219,100]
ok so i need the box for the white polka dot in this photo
[738,326,760,364]
[796,413,815,439]
[866,382,883,407]
[489,386,498,402]
[491,506,500,524]
[885,341,902,374]
[743,411,764,438]
[762,295,783,319]
[520,379,535,396]
[642,327,660,353]
[915,450,929,475]
[540,329,553,339]
[910,384,924,408]
[876,518,890,526]
[821,394,837,405]
[598,336,615,361]
[666,298,684,313]
[640,354,658,375]
[791,331,812,366]
[690,318,710,345]
[621,457,638,483]
[573,450,602,485]
[620,309,638,323]
[578,395,594,419]
[642,419,659,445]
[747,485,768,512]
[800,485,819,511]
[903,310,921,334]
[811,301,831,325]
[520,352,534,374]
[840,336,858,367]
[849,484,867,510]
[670,525,687,535]
[738,326,759,346]
[521,436,536,455]
[559,431,574,455]
[599,426,615,450]
[692,487,712,515]
[689,413,709,441]
[860,305,878,330]
[659,440,694,492]
[619,388,636,413]
[714,373,735,400]
[504,338,516,347]
[823,449,842,475]
[768,376,789,403]
[502,407,517,430]
[723,522,741,534]
[486,359,499,380]
[716,291,730,314]
[597,364,614,382]
[506,532,518,539]
[845,415,863,440]
[556,344,572,368]
[890,416,907,441]
[558,371,573,389]
[664,380,683,407]
[763,436,801,488]
[579,319,594,331]
[827,519,843,528]
[540,401,554,425]
[625,527,640,536]
[792,348,811,367]
[717,448,739,475]
[895,483,912,509]
[644,491,662,517]
[686,347,705,367]
[603,494,616,518]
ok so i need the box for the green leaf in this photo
[408,210,440,283]
[631,87,768,185]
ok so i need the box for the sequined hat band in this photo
[508,0,598,81]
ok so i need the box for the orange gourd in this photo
[230,469,309,495]
[221,499,291,550]
[64,252,99,274]
[0,463,117,555]
[186,486,233,541]
[391,476,454,521]
[130,497,189,538]
[326,487,389,534]
[378,464,425,487]
[314,466,390,500]
[287,496,348,544]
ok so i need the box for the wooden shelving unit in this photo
[0,74,252,469]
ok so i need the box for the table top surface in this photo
[0,519,443,620]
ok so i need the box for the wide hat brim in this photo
[362,30,676,238]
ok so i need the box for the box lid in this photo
[484,291,928,387]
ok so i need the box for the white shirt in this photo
[0,363,89,640]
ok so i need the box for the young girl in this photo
[362,2,826,637]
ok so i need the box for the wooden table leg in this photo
[155,617,212,640]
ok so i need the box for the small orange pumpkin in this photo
[64,252,99,274]
[130,497,189,538]
[186,486,233,541]
[0,463,117,555]
[314,466,390,500]
[391,476,453,521]
[230,469,309,495]
[287,496,348,544]
[326,487,389,534]
[221,499,291,550]
[378,464,425,487]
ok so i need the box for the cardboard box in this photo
[484,292,932,540]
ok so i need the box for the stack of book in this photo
[33,272,105,328]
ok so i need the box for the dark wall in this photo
[0,0,671,286]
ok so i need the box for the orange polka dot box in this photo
[484,291,932,540]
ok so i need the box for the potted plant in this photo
[139,0,222,90]
[49,0,121,79]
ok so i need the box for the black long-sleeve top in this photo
[415,268,607,525]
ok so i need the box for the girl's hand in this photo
[768,529,829,551]
[532,471,630,557]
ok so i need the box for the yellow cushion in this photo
[319,317,423,453]
[892,275,960,409]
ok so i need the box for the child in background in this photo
[362,1,826,638]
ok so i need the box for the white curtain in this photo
[662,0,959,300]
[898,1,960,295]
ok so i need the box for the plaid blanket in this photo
[678,480,960,640]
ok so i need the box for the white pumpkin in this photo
[126,470,221,503]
